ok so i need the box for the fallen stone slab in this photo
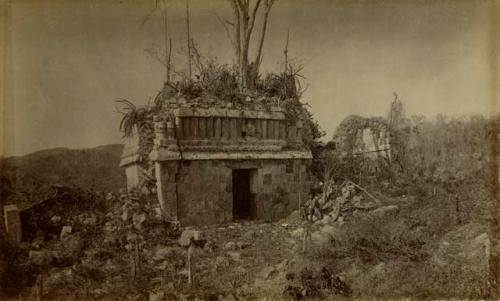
[178,229,201,247]
[259,265,276,279]
[369,205,399,218]
[60,226,72,240]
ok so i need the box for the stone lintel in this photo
[119,154,141,167]
[149,149,182,161]
[151,149,312,161]
[173,107,284,120]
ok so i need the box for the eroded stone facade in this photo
[154,159,310,225]
[121,102,312,226]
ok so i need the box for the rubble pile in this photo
[303,180,383,225]
[13,188,186,299]
[2,177,493,300]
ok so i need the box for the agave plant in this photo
[115,98,149,137]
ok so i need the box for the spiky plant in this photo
[115,99,149,138]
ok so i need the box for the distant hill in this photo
[0,144,127,205]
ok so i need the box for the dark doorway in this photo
[232,169,253,220]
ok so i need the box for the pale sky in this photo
[4,0,495,156]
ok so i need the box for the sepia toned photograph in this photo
[0,0,498,300]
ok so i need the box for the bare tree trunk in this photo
[239,1,250,91]
[254,0,275,71]
[186,0,192,80]
[167,38,172,82]
[283,29,289,74]
[228,0,241,69]
[163,0,170,83]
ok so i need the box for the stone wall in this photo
[155,158,311,226]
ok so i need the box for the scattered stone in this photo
[3,205,21,243]
[320,215,334,225]
[203,240,215,252]
[291,227,304,239]
[133,212,147,230]
[224,241,236,250]
[178,229,201,247]
[103,222,116,233]
[121,209,130,222]
[320,225,336,236]
[103,236,117,247]
[91,289,107,299]
[83,214,97,226]
[369,205,399,218]
[276,259,289,271]
[60,226,72,240]
[154,207,163,216]
[236,241,251,249]
[149,291,165,301]
[220,293,236,301]
[62,234,83,258]
[242,230,255,240]
[227,251,242,262]
[259,265,276,279]
[165,282,175,292]
[157,260,169,271]
[126,232,141,243]
[215,256,230,268]
[353,210,362,219]
[153,245,172,261]
[29,250,55,266]
[50,216,61,223]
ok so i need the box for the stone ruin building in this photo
[120,93,312,226]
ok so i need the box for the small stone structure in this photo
[121,99,312,226]
[3,204,21,242]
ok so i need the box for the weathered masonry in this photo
[121,104,312,226]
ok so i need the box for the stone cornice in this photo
[149,149,312,161]
[119,153,141,167]
[172,107,285,120]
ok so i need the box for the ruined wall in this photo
[155,159,311,226]
[252,159,310,221]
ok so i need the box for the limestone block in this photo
[125,165,141,189]
[255,120,262,138]
[177,183,189,196]
[290,182,300,193]
[206,117,214,138]
[192,182,202,194]
[236,118,243,138]
[221,118,230,140]
[261,120,268,139]
[182,118,191,137]
[175,117,183,139]
[214,117,221,138]
[165,182,176,192]
[191,117,199,138]
[263,173,272,185]
[274,121,280,139]
[3,205,21,243]
[279,121,286,139]
[198,117,206,138]
[230,118,238,139]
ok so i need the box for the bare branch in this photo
[227,0,241,68]
[254,0,275,69]
[246,0,262,37]
[213,11,236,49]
